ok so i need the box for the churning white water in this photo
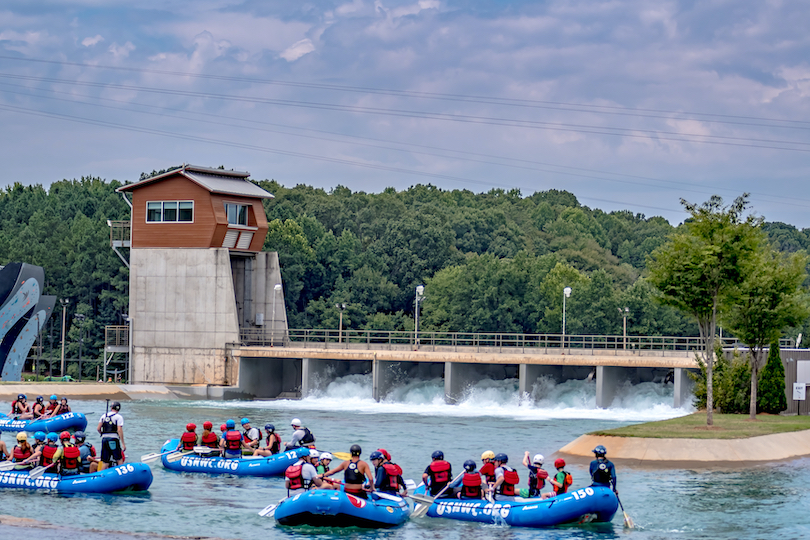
[257,374,693,423]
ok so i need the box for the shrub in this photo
[758,341,787,414]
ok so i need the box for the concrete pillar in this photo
[673,367,693,408]
[445,362,477,404]
[301,358,330,398]
[373,359,396,402]
[254,253,266,326]
[596,366,624,408]
[519,364,564,397]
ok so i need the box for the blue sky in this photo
[1,1,809,226]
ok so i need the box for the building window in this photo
[146,201,194,222]
[225,203,249,226]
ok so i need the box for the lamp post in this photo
[74,314,85,382]
[271,283,282,346]
[335,303,346,343]
[35,313,41,381]
[562,287,571,354]
[414,285,425,349]
[618,307,629,349]
[59,299,69,376]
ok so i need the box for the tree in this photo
[721,248,809,419]
[759,341,787,414]
[648,194,761,425]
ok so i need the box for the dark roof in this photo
[117,164,274,199]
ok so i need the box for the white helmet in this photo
[320,452,333,461]
[308,449,320,458]
[533,454,544,465]
[291,418,302,427]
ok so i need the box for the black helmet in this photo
[494,453,508,463]
[369,451,383,461]
[36,396,43,402]
[431,450,444,460]
[463,459,476,472]
[265,424,275,432]
[350,444,362,456]
[593,445,607,456]
[111,402,121,411]
[74,431,86,441]
[17,394,25,400]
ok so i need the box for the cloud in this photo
[81,34,104,47]
[279,38,315,61]
[108,41,135,58]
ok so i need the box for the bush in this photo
[758,341,787,414]
[690,346,751,413]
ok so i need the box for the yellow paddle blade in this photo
[623,511,635,529]
[331,451,352,461]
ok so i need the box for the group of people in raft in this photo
[282,441,619,502]
[174,417,316,458]
[9,394,72,420]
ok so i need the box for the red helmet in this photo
[203,421,213,430]
[377,448,391,461]
[59,431,71,440]
[554,458,566,468]
[220,424,227,432]
[186,423,197,431]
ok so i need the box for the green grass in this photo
[590,413,810,439]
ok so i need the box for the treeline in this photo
[2,177,810,366]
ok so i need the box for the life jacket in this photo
[428,460,451,495]
[180,431,198,451]
[480,461,496,483]
[200,432,219,449]
[79,443,96,472]
[592,461,611,485]
[55,404,70,416]
[555,470,573,494]
[266,433,282,454]
[344,461,363,484]
[381,462,403,492]
[45,403,58,414]
[285,463,309,491]
[242,428,257,443]
[11,400,25,415]
[61,444,81,474]
[224,430,242,451]
[100,413,119,435]
[461,472,483,499]
[12,445,32,462]
[529,467,548,490]
[497,466,519,496]
[32,403,45,418]
[41,443,58,466]
[299,427,315,445]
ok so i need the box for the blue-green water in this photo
[0,376,808,540]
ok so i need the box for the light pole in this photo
[59,299,69,376]
[335,303,346,343]
[414,285,425,349]
[74,314,86,381]
[35,313,41,381]
[618,307,629,349]
[562,287,571,354]
[271,283,282,346]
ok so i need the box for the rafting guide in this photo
[97,401,125,471]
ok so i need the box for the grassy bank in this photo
[591,413,810,439]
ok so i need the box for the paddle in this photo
[259,498,286,518]
[166,451,194,463]
[321,451,351,461]
[412,472,464,518]
[373,491,403,502]
[29,462,57,479]
[616,493,634,529]
[0,461,18,471]
[141,449,180,463]
[193,446,219,455]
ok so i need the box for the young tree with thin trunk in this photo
[721,248,809,419]
[648,195,761,426]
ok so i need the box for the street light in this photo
[335,303,346,343]
[618,307,629,349]
[414,285,425,349]
[59,299,69,376]
[74,314,86,382]
[562,287,571,354]
[271,283,282,346]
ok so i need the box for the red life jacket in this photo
[429,460,451,484]
[45,403,58,414]
[461,472,483,498]
[12,445,32,462]
[32,403,45,418]
[530,468,549,490]
[498,467,520,496]
[180,432,198,451]
[11,400,25,415]
[480,461,496,483]
[224,430,242,451]
[285,463,308,491]
[382,463,403,490]
[266,433,282,454]
[200,432,218,448]
[54,404,70,416]
[62,444,81,472]
[41,444,58,466]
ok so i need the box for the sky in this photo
[1,1,809,226]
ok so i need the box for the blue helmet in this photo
[17,394,25,400]
[47,432,59,442]
[50,394,57,400]
[494,453,508,463]
[226,419,235,429]
[431,450,444,460]
[463,459,476,471]
[74,431,86,441]
[34,431,46,441]
[593,445,607,456]
[265,424,275,432]
[369,451,383,460]
[36,396,43,402]
[240,418,250,425]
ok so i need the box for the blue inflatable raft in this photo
[414,485,618,527]
[0,463,153,493]
[274,489,411,528]
[160,439,309,476]
[0,412,88,433]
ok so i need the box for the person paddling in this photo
[42,395,59,418]
[39,432,60,470]
[220,419,248,459]
[372,448,407,497]
[177,423,198,452]
[75,431,99,474]
[490,453,520,500]
[589,445,617,494]
[32,396,46,419]
[323,444,375,499]
[9,432,36,470]
[199,421,219,450]
[56,431,81,476]
[480,450,496,490]
[523,451,551,499]
[458,459,484,499]
[284,449,323,496]
[422,450,453,498]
